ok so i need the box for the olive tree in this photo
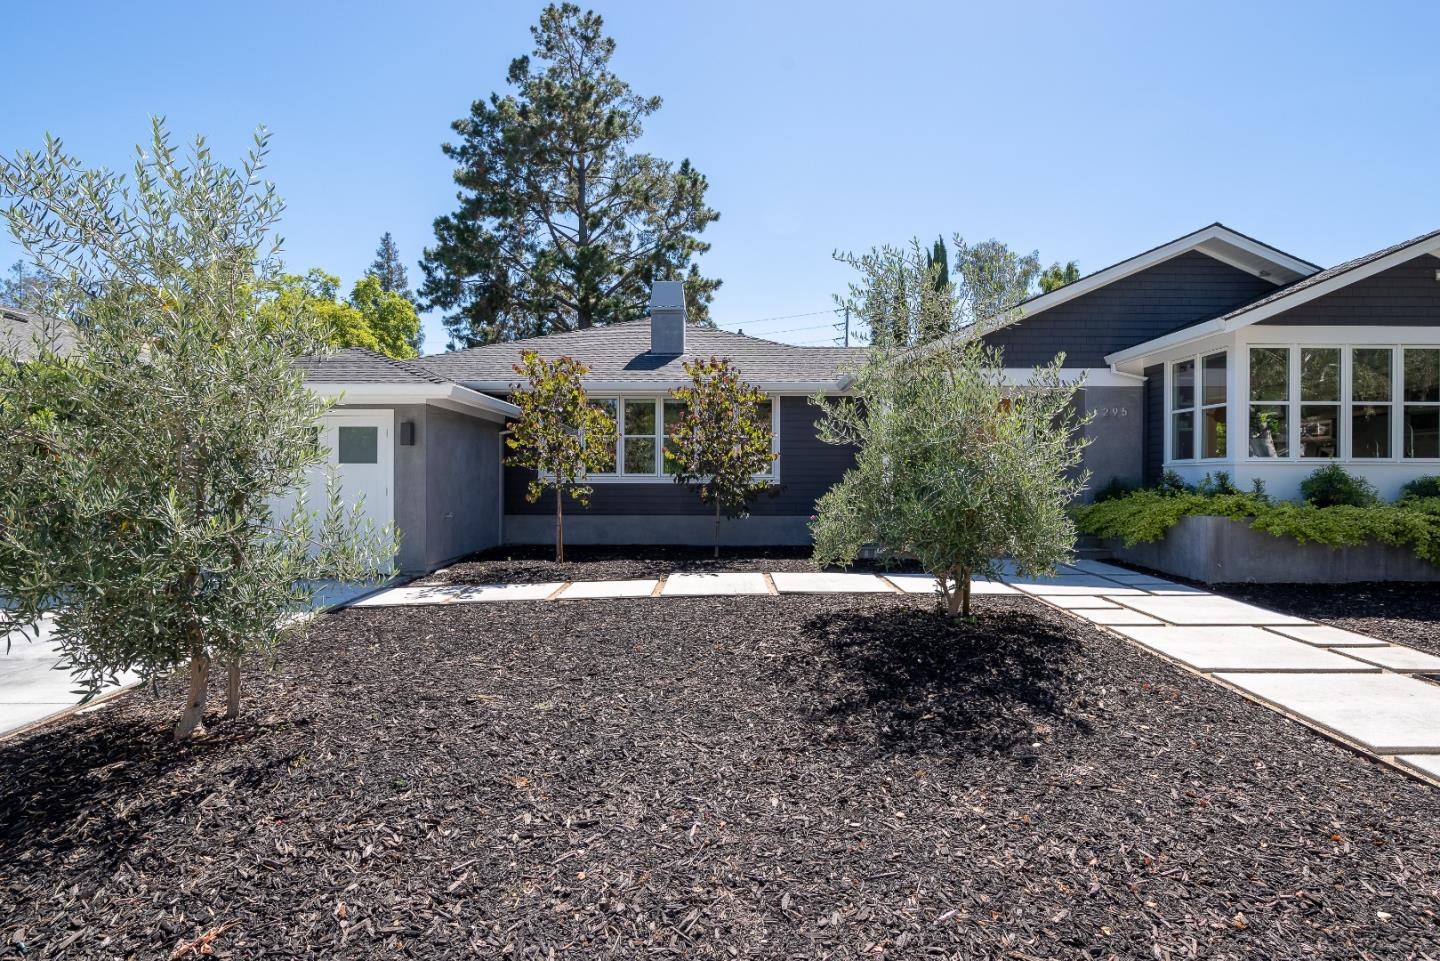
[505,351,617,561]
[664,357,778,556]
[0,120,393,740]
[811,335,1090,617]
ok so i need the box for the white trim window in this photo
[1404,348,1440,459]
[1247,346,1289,457]
[1170,350,1227,461]
[1350,347,1393,459]
[582,394,780,481]
[1298,346,1341,459]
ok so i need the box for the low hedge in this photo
[1073,489,1440,567]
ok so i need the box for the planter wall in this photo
[1106,514,1440,584]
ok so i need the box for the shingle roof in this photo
[0,306,77,361]
[295,347,454,385]
[1215,225,1440,323]
[415,320,867,388]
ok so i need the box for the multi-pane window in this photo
[1299,347,1341,459]
[1248,347,1289,457]
[1405,348,1440,459]
[585,395,778,478]
[1350,348,1393,459]
[1171,352,1226,460]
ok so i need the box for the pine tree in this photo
[420,4,720,348]
[369,232,413,301]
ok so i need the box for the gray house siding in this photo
[503,395,856,544]
[981,251,1277,368]
[1258,253,1440,326]
[1142,364,1164,486]
[1075,386,1144,498]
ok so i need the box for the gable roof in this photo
[295,346,455,385]
[1105,226,1440,370]
[973,223,1319,339]
[416,319,868,391]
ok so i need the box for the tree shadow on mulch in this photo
[0,706,282,871]
[802,602,1093,760]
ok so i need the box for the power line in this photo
[718,307,839,330]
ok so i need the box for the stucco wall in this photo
[1076,386,1144,498]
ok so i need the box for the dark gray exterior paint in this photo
[1075,386,1144,498]
[981,251,1276,368]
[1258,253,1440,326]
[1142,365,1164,486]
[504,395,856,527]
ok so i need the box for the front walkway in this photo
[353,560,1440,783]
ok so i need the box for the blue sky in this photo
[4,1,1438,350]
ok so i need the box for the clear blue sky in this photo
[4,0,1438,350]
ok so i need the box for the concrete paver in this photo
[1035,595,1121,610]
[1213,672,1440,755]
[1010,576,1146,597]
[662,572,771,596]
[455,583,566,603]
[556,579,659,599]
[1113,626,1381,673]
[1073,607,1166,626]
[351,584,469,607]
[1332,644,1440,673]
[771,572,896,594]
[1118,595,1311,626]
[1266,624,1389,648]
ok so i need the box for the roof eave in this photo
[306,382,520,422]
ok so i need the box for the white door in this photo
[273,409,395,559]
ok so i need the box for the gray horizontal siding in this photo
[1259,253,1440,326]
[982,250,1277,368]
[1143,364,1164,486]
[505,395,856,517]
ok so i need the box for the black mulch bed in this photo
[421,544,921,586]
[4,595,1440,959]
[1214,581,1440,658]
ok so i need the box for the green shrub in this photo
[1197,471,1241,496]
[1400,475,1440,501]
[1299,464,1378,508]
[1092,476,1137,503]
[1157,469,1191,496]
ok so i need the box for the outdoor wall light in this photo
[400,420,416,446]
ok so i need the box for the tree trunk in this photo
[225,657,241,719]
[174,653,211,741]
[555,490,565,563]
[713,501,721,559]
[960,569,972,618]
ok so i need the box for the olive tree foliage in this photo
[505,351,617,561]
[811,339,1090,617]
[664,357,778,557]
[0,120,395,740]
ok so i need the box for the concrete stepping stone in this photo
[771,572,895,594]
[1213,672,1440,755]
[1063,559,1131,576]
[1118,595,1310,626]
[662,572,771,596]
[351,585,470,607]
[1332,644,1440,673]
[1036,595,1121,610]
[556,579,659,599]
[885,575,1019,596]
[1396,755,1440,780]
[454,583,565,603]
[1113,626,1381,673]
[1009,575,1145,597]
[1073,607,1165,626]
[1265,624,1388,648]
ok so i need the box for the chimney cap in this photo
[650,280,686,310]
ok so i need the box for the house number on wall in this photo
[1094,407,1129,417]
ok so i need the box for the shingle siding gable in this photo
[980,251,1277,368]
[1258,253,1440,326]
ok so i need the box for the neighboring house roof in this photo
[416,319,868,391]
[0,306,77,361]
[297,347,519,421]
[1105,226,1440,370]
[961,223,1321,343]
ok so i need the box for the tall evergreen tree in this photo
[420,3,721,348]
[368,232,421,351]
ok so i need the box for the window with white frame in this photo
[1243,344,1440,462]
[583,394,778,479]
[1404,348,1440,459]
[1171,351,1227,460]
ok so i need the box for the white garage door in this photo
[274,409,394,560]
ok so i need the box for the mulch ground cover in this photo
[421,544,919,586]
[3,593,1439,959]
[1212,581,1440,658]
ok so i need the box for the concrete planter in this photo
[1106,514,1440,584]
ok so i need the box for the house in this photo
[977,223,1440,501]
[0,306,77,361]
